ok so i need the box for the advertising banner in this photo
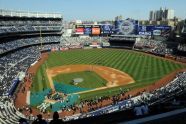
[84,26,92,35]
[153,30,161,36]
[138,25,171,36]
[92,28,100,35]
[101,24,113,34]
[75,28,84,34]
[138,31,152,36]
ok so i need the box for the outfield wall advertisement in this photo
[138,25,171,36]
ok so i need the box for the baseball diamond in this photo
[28,48,186,112]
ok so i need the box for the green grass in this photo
[78,80,156,102]
[31,48,186,101]
[52,71,107,89]
[31,64,50,92]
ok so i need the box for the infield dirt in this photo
[46,64,135,94]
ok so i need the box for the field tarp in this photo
[54,82,93,94]
[30,88,51,106]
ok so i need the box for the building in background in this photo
[149,11,155,21]
[115,15,123,21]
[165,9,175,20]
[149,7,175,21]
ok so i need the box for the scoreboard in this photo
[114,19,139,35]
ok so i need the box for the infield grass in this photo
[52,71,107,89]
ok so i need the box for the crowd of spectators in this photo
[0,43,61,96]
[134,39,173,55]
[0,36,61,54]
[134,40,186,62]
[151,43,173,55]
[0,46,39,95]
[0,19,62,34]
[0,96,26,124]
[134,39,160,49]
[0,36,109,54]
[0,95,64,124]
[177,44,186,52]
[61,37,108,49]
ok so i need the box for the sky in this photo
[0,0,185,21]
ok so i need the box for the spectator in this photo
[32,114,47,124]
[19,118,28,124]
[49,111,64,124]
[141,103,149,115]
[133,106,143,117]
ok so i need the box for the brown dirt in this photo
[28,53,49,75]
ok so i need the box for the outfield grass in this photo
[31,49,186,101]
[52,71,107,89]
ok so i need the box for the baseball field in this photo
[30,48,186,110]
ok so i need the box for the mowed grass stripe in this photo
[113,51,127,69]
[124,53,136,73]
[110,52,122,67]
[132,55,144,81]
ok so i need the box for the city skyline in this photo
[149,8,175,21]
[0,0,185,21]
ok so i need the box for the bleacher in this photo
[0,9,62,35]
[0,36,61,54]
[177,44,186,52]
[0,39,61,96]
[0,97,25,124]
